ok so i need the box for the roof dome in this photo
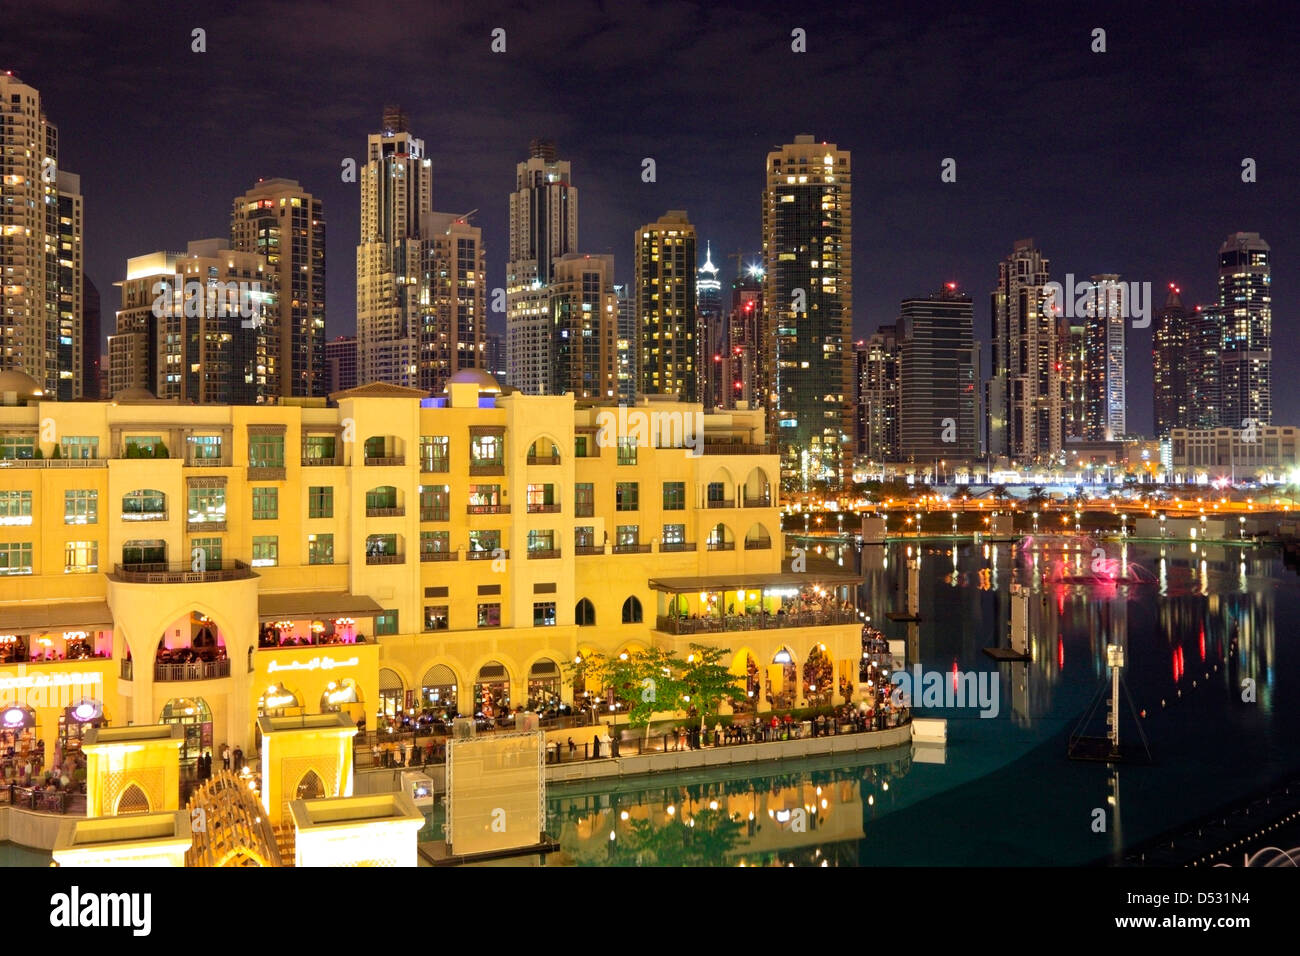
[112,386,158,403]
[444,368,502,393]
[0,370,44,401]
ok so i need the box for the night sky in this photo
[5,0,1296,431]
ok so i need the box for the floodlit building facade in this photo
[0,370,861,774]
[636,211,698,402]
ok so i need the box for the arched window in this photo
[117,783,150,814]
[575,598,596,626]
[295,770,325,800]
[621,595,642,624]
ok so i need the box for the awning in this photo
[647,569,862,593]
[0,601,114,631]
[257,592,385,622]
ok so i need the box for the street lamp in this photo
[1033,511,1039,533]
[1159,513,1167,538]
[1239,516,1246,540]
[951,512,958,536]
[1074,510,1081,534]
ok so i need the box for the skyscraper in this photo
[614,283,637,405]
[636,211,697,401]
[1064,319,1087,440]
[1190,304,1223,428]
[505,139,577,394]
[325,335,358,394]
[988,239,1058,460]
[356,107,432,388]
[551,253,616,399]
[762,135,853,487]
[1083,273,1126,440]
[81,277,101,400]
[726,265,763,409]
[1152,284,1190,437]
[0,74,84,397]
[417,212,485,393]
[696,242,724,407]
[484,332,507,386]
[1216,232,1271,428]
[855,326,900,462]
[231,178,326,397]
[897,285,978,461]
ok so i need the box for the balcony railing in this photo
[660,541,697,552]
[613,543,651,554]
[466,549,508,561]
[301,456,340,467]
[744,538,773,550]
[469,461,505,476]
[706,499,735,509]
[742,494,772,507]
[155,659,231,682]
[420,508,450,521]
[706,541,736,551]
[467,504,509,515]
[527,548,561,560]
[574,505,594,518]
[700,443,778,455]
[366,506,405,517]
[122,510,168,522]
[574,545,605,556]
[0,458,106,468]
[366,553,404,565]
[526,454,561,465]
[527,503,560,513]
[114,560,254,584]
[186,457,227,468]
[420,459,450,473]
[247,465,286,480]
[365,455,405,467]
[655,608,859,635]
[421,551,457,562]
[186,519,227,533]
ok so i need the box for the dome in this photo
[112,386,158,403]
[0,370,44,401]
[444,368,502,394]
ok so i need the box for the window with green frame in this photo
[419,435,449,471]
[60,436,99,460]
[662,481,686,510]
[0,542,33,575]
[252,535,278,567]
[0,490,32,525]
[187,435,221,461]
[252,487,278,520]
[308,486,333,518]
[616,437,637,465]
[64,489,97,525]
[187,486,225,524]
[0,436,35,460]
[248,434,285,468]
[191,537,222,571]
[365,486,397,510]
[374,610,399,635]
[303,434,336,462]
[420,530,449,554]
[307,533,334,565]
[122,489,166,519]
[616,482,638,511]
[64,540,98,574]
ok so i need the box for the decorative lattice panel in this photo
[104,768,164,816]
[278,756,337,825]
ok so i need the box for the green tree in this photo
[679,644,746,731]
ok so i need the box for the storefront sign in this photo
[0,668,104,710]
[267,656,359,674]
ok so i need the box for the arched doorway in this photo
[158,698,212,765]
[378,668,404,730]
[0,705,39,778]
[116,783,150,815]
[156,610,229,681]
[804,644,833,707]
[770,648,797,710]
[320,678,364,726]
[420,665,457,725]
[527,659,561,712]
[473,662,510,723]
[729,652,760,714]
[59,700,106,760]
[295,769,325,800]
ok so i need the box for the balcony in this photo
[613,543,652,554]
[574,505,594,518]
[655,608,859,635]
[574,545,605,556]
[0,458,106,468]
[421,551,458,562]
[366,506,405,518]
[122,511,168,522]
[467,504,510,515]
[660,541,697,552]
[706,499,735,509]
[744,537,773,550]
[742,494,772,508]
[700,443,778,455]
[185,457,227,468]
[301,456,340,467]
[420,459,450,473]
[113,560,254,584]
[247,465,286,481]
[527,548,561,560]
[526,454,560,465]
[466,549,508,561]
[366,553,404,565]
[186,519,227,533]
[527,503,560,514]
[365,456,405,467]
[469,461,505,476]
[420,508,450,522]
[155,659,231,682]
[706,542,736,551]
